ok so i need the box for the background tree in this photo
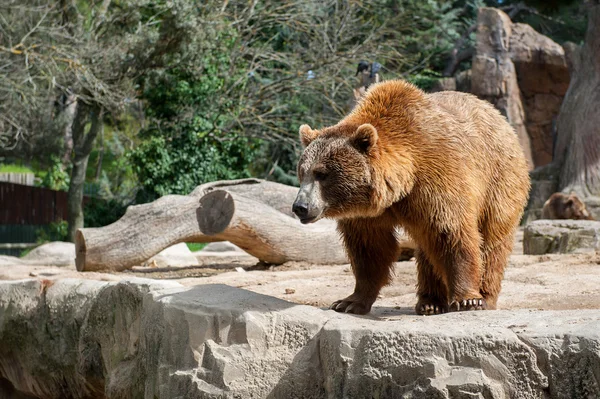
[553,0,600,197]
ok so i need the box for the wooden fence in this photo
[0,182,69,225]
[0,182,91,256]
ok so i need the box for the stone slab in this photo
[0,279,599,398]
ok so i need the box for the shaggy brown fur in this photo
[541,192,594,220]
[294,80,530,315]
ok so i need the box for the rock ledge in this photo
[0,279,598,398]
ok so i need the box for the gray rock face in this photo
[0,279,599,398]
[523,219,600,254]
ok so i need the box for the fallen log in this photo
[76,179,415,272]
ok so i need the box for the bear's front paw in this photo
[330,297,373,315]
[415,298,448,315]
[449,298,487,312]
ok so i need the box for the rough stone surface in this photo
[523,163,560,225]
[584,196,600,221]
[21,242,75,267]
[145,243,199,268]
[0,279,599,399]
[524,219,600,254]
[471,8,569,170]
[511,22,569,168]
[472,8,533,169]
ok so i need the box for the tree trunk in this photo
[67,102,103,242]
[75,179,416,271]
[554,1,600,197]
[61,93,77,166]
[95,122,104,181]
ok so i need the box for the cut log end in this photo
[197,190,235,235]
[75,229,86,272]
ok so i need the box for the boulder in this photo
[471,8,570,170]
[429,77,456,93]
[201,241,245,253]
[21,242,75,267]
[0,279,599,398]
[195,241,258,265]
[510,22,569,168]
[0,255,23,267]
[584,196,600,220]
[471,8,533,170]
[523,219,600,254]
[145,242,199,268]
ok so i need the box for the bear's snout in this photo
[292,201,309,219]
[292,192,321,224]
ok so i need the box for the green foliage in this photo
[130,23,261,200]
[186,243,207,252]
[130,134,259,200]
[485,0,586,44]
[40,156,70,191]
[83,198,129,228]
[36,220,69,243]
[0,163,34,173]
[407,70,443,91]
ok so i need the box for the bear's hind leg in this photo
[480,232,515,309]
[415,249,448,315]
[331,220,398,315]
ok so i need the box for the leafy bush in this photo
[84,198,129,228]
[129,134,259,200]
[36,220,69,243]
[39,156,70,191]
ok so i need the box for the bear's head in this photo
[564,193,594,220]
[292,123,382,224]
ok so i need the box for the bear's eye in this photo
[314,170,328,181]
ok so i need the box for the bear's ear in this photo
[350,123,378,154]
[299,124,319,147]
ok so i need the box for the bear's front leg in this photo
[331,219,399,315]
[443,228,487,312]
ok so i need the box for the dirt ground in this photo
[2,229,600,317]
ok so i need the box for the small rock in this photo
[284,288,296,295]
[146,243,199,267]
[202,242,245,253]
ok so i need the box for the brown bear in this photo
[292,80,530,315]
[541,192,594,220]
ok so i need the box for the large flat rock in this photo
[0,279,599,398]
[524,219,600,255]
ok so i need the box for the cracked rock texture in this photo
[523,219,600,255]
[0,279,599,398]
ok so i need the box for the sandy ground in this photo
[2,229,600,317]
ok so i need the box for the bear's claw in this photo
[417,303,447,315]
[449,298,487,312]
[415,298,448,315]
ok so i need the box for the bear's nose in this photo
[292,202,309,219]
